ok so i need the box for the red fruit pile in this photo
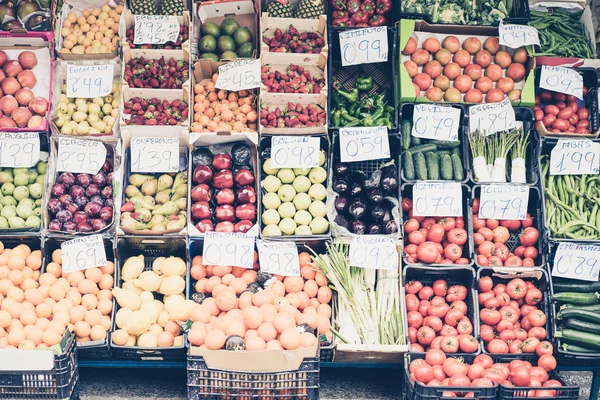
[401,36,527,104]
[534,89,591,134]
[405,279,478,353]
[261,64,325,94]
[124,56,189,89]
[123,97,188,126]
[263,26,325,54]
[260,102,326,128]
[126,25,189,49]
[331,0,392,28]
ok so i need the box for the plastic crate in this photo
[0,332,79,400]
[398,0,530,25]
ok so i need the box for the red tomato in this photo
[504,256,523,267]
[523,246,538,259]
[444,309,464,326]
[425,348,446,365]
[446,285,467,302]
[433,280,447,296]
[472,198,480,213]
[500,219,521,231]
[455,258,469,265]
[439,217,456,231]
[536,341,553,356]
[486,219,499,229]
[414,363,434,383]
[510,365,531,386]
[487,338,509,353]
[429,303,451,319]
[525,288,543,305]
[432,365,446,381]
[408,326,417,343]
[404,218,420,233]
[422,218,437,229]
[472,215,486,230]
[457,318,473,335]
[493,226,510,243]
[520,227,540,246]
[417,326,436,346]
[448,374,470,386]
[455,217,465,229]
[458,334,479,352]
[484,297,501,309]
[468,362,486,380]
[480,308,501,325]
[408,230,426,245]
[496,319,514,332]
[522,214,533,228]
[494,243,510,261]
[418,300,431,317]
[406,280,423,294]
[441,336,459,353]
[496,292,511,307]
[444,244,462,261]
[406,293,420,311]
[493,283,506,295]
[419,286,434,300]
[450,301,467,314]
[430,336,442,350]
[402,198,413,212]
[527,310,547,327]
[478,227,493,241]
[424,316,443,332]
[427,224,446,243]
[478,241,495,257]
[515,328,528,341]
[408,310,424,328]
[506,279,528,299]
[447,228,468,245]
[528,327,547,340]
[509,339,523,354]
[578,108,589,120]
[529,366,549,383]
[405,243,418,256]
[473,232,485,245]
[411,343,425,352]
[477,255,489,266]
[417,242,440,264]
[478,276,493,292]
[440,324,458,337]
[499,329,516,342]
[431,296,446,306]
[499,306,519,324]
[521,337,540,353]
[513,246,525,257]
[538,355,557,372]
[443,358,468,377]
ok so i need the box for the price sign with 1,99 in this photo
[349,236,398,270]
[478,185,529,220]
[270,136,320,168]
[339,126,390,163]
[499,22,540,48]
[540,65,583,100]
[339,27,388,66]
[66,64,114,99]
[57,138,107,175]
[61,235,108,273]
[412,104,461,142]
[469,98,516,135]
[550,138,600,175]
[553,243,600,282]
[257,241,300,276]
[0,132,40,168]
[202,231,254,269]
[131,137,180,173]
[215,59,261,91]
[133,15,179,45]
[412,182,463,217]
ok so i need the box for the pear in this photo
[122,215,148,231]
[132,208,152,223]
[174,183,187,197]
[170,172,187,194]
[152,201,179,216]
[8,216,25,229]
[141,179,157,196]
[151,222,168,233]
[125,185,142,199]
[167,217,186,230]
[155,190,170,205]
[175,197,187,211]
[157,174,173,192]
[130,196,154,210]
[143,196,156,207]
[147,214,165,229]
[129,174,154,187]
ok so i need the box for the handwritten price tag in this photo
[479,185,529,220]
[257,241,300,276]
[412,104,461,142]
[134,15,179,45]
[271,136,320,169]
[499,22,540,48]
[215,59,260,91]
[413,182,463,217]
[0,132,40,168]
[131,137,180,173]
[540,66,583,100]
[339,27,388,66]
[61,235,108,273]
[339,126,390,163]
[553,243,600,282]
[469,98,516,135]
[349,236,398,270]
[202,232,254,269]
[57,138,107,174]
[550,139,600,175]
[67,64,114,99]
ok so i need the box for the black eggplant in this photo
[245,282,262,293]
[349,171,366,186]
[380,160,398,193]
[335,196,349,213]
[351,220,367,234]
[333,178,349,194]
[334,162,350,177]
[335,214,350,230]
[349,182,363,197]
[370,205,385,222]
[192,147,213,167]
[381,204,393,223]
[367,224,382,234]
[367,188,384,204]
[383,220,398,234]
[260,147,271,160]
[348,200,366,219]
[231,143,252,165]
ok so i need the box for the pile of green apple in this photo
[0,161,46,230]
[261,152,330,236]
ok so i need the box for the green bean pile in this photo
[530,10,594,59]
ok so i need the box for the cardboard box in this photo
[120,10,191,55]
[397,19,535,107]
[260,13,327,61]
[259,91,327,134]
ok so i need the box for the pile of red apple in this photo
[534,89,591,135]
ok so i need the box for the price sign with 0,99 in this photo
[339,126,390,163]
[61,235,108,273]
[478,185,529,221]
[215,60,261,91]
[339,27,388,66]
[469,98,516,136]
[202,231,255,269]
[67,64,114,99]
[57,138,107,175]
[540,65,584,100]
[412,104,461,142]
[349,236,398,270]
[413,182,463,217]
[257,241,300,276]
[0,132,40,168]
[553,243,600,282]
[270,136,320,169]
[550,139,600,175]
[134,15,179,45]
[131,137,180,173]
[499,22,540,48]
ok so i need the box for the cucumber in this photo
[561,303,600,311]
[451,147,461,158]
[451,154,464,181]
[553,281,600,293]
[402,120,412,150]
[561,318,600,335]
[440,154,453,180]
[553,292,600,305]
[557,308,600,324]
[426,152,439,180]
[404,151,415,180]
[414,152,428,181]
[435,140,461,150]
[412,136,422,146]
[561,342,599,353]
[408,143,436,154]
[555,329,600,350]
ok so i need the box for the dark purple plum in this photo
[70,185,85,198]
[90,195,104,206]
[51,184,65,197]
[86,184,100,198]
[66,203,79,215]
[92,172,107,187]
[106,172,113,185]
[56,209,73,223]
[105,198,114,208]
[58,194,73,206]
[102,160,112,172]
[101,186,113,199]
[99,206,113,222]
[47,198,62,214]
[84,202,101,217]
[58,172,75,188]
[77,222,94,232]
[91,219,107,231]
[74,196,88,210]
[63,221,77,232]
[75,174,92,188]
[48,220,62,231]
[73,211,87,225]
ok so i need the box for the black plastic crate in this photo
[328,0,397,30]
[398,0,530,25]
[470,185,545,268]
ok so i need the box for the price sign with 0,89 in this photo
[413,182,463,217]
[349,236,398,270]
[478,185,529,221]
[133,15,179,45]
[412,104,461,142]
[540,65,584,100]
[339,126,390,163]
[499,22,540,48]
[61,235,108,273]
[202,231,255,269]
[257,241,300,276]
[270,136,320,169]
[0,132,40,168]
[67,64,114,99]
[57,138,107,175]
[469,98,516,136]
[215,59,261,91]
[339,27,388,67]
[131,137,180,173]
[550,139,600,175]
[553,243,600,282]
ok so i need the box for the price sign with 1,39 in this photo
[61,235,108,273]
[540,65,583,100]
[67,64,114,99]
[478,185,529,220]
[270,136,320,169]
[215,59,261,91]
[257,241,300,276]
[412,104,461,142]
[339,27,388,66]
[339,126,390,163]
[349,236,398,270]
[202,231,254,269]
[0,132,40,168]
[413,182,463,217]
[133,15,179,45]
[499,22,540,48]
[553,243,600,282]
[550,139,600,175]
[57,138,107,175]
[469,98,516,135]
[131,137,180,173]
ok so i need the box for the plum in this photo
[51,184,65,197]
[58,172,75,188]
[75,174,91,188]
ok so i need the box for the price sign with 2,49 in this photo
[339,126,390,163]
[215,59,261,91]
[270,136,320,169]
[349,236,398,270]
[550,139,600,175]
[57,138,107,175]
[412,104,461,142]
[202,231,254,269]
[131,137,180,173]
[469,98,516,135]
[339,27,388,66]
[413,182,463,217]
[133,15,179,45]
[478,185,529,220]
[257,241,300,276]
[553,243,600,282]
[0,132,40,168]
[67,64,114,99]
[499,22,540,48]
[61,235,108,273]
[540,65,584,100]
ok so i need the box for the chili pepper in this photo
[332,110,342,127]
[362,106,384,126]
[356,75,373,91]
[375,0,392,14]
[348,103,360,116]
[351,10,369,24]
[360,0,376,17]
[332,88,345,107]
[334,82,359,103]
[347,0,362,13]
[340,109,360,125]
[369,14,387,26]
[332,0,347,10]
[332,11,348,19]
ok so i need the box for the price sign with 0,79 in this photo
[215,60,261,91]
[67,64,114,99]
[349,236,398,270]
[257,241,300,276]
[553,243,600,282]
[61,235,108,273]
[413,182,463,217]
[0,132,40,168]
[412,104,461,142]
[57,138,107,175]
[339,27,388,66]
[550,139,600,175]
[478,185,529,221]
[339,126,390,163]
[202,231,255,269]
[270,136,320,169]
[131,137,180,173]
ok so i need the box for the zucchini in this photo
[402,120,412,150]
[553,292,600,305]
[440,154,453,180]
[435,140,461,150]
[561,318,600,335]
[451,147,461,158]
[407,143,436,154]
[426,152,439,180]
[404,151,415,180]
[555,329,600,350]
[557,308,600,324]
[553,281,600,293]
[414,152,428,181]
[451,154,464,181]
[561,303,600,311]
[561,342,599,353]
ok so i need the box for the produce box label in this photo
[411,104,461,142]
[257,241,300,276]
[66,64,114,99]
[270,136,320,168]
[349,236,398,270]
[479,185,529,220]
[203,232,254,269]
[57,138,107,175]
[469,98,516,135]
[499,22,540,48]
[553,243,600,282]
[550,139,600,175]
[540,66,583,100]
[61,235,108,273]
[412,182,462,217]
[339,126,390,162]
[134,15,179,45]
[215,59,261,91]
[0,132,40,168]
[130,137,180,173]
[339,27,388,66]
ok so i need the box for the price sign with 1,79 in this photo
[413,182,463,217]
[202,231,254,269]
[57,138,107,175]
[553,243,600,282]
[67,64,114,99]
[478,185,529,220]
[339,27,388,66]
[215,59,261,91]
[131,137,180,173]
[270,136,320,168]
[349,236,398,270]
[257,241,300,276]
[412,104,461,142]
[133,15,179,45]
[339,126,390,163]
[61,235,108,273]
[469,98,516,135]
[550,139,600,175]
[540,65,583,100]
[0,132,40,168]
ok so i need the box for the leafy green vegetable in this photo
[402,0,510,25]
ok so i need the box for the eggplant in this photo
[231,142,252,165]
[349,171,366,186]
[192,147,213,167]
[367,224,382,234]
[334,162,350,177]
[370,205,385,222]
[383,220,398,234]
[245,282,262,293]
[334,214,350,230]
[381,205,393,223]
[367,188,384,204]
[380,160,398,193]
[333,178,348,194]
[349,182,363,197]
[334,196,349,213]
[260,147,271,160]
[348,200,366,219]
[351,220,367,234]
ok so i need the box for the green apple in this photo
[308,167,327,184]
[262,224,282,236]
[319,150,326,166]
[278,202,296,218]
[293,167,310,176]
[279,218,297,235]
[277,184,296,202]
[262,192,281,210]
[309,200,327,218]
[263,175,282,193]
[308,183,326,201]
[295,225,313,235]
[309,217,329,234]
[292,176,311,193]
[293,192,311,210]
[294,210,313,226]
[277,168,296,184]
[262,209,280,225]
[263,158,279,175]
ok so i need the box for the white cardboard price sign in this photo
[479,185,529,220]
[134,15,179,45]
[61,235,108,273]
[469,98,516,135]
[553,243,600,282]
[412,104,461,142]
[339,27,388,66]
[202,231,254,269]
[257,241,300,276]
[349,236,398,270]
[215,59,261,91]
[413,182,463,217]
[550,139,600,175]
[540,66,584,100]
[339,126,390,162]
[270,136,320,168]
[67,64,114,99]
[57,138,107,174]
[131,137,180,173]
[499,22,540,48]
[0,132,40,168]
